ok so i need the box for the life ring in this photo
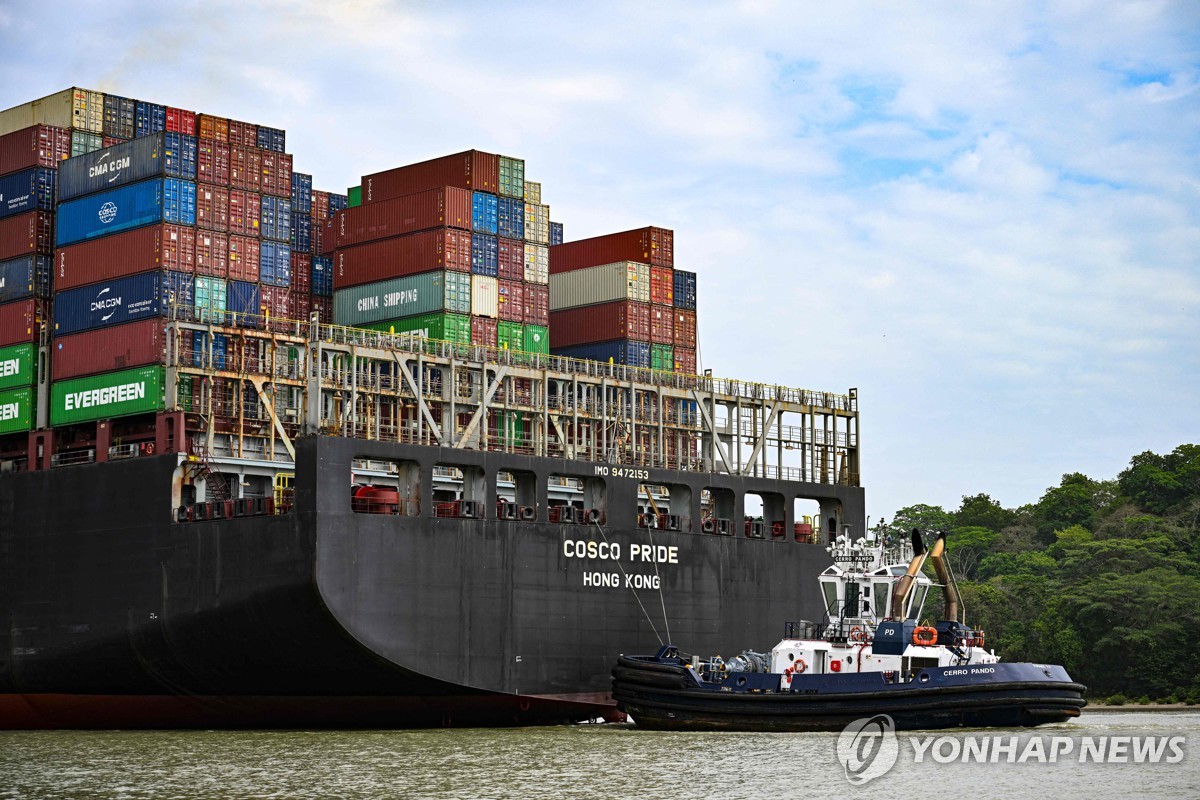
[912,626,938,646]
[793,658,807,674]
[144,442,155,455]
[849,626,867,643]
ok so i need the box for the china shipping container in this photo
[497,196,524,240]
[0,125,70,174]
[195,230,229,277]
[52,270,194,336]
[291,252,311,293]
[497,279,524,322]
[523,283,549,327]
[0,88,104,137]
[50,317,166,381]
[549,226,673,273]
[673,269,697,310]
[472,191,498,235]
[497,237,524,281]
[523,202,549,245]
[230,145,262,191]
[548,300,651,349]
[227,280,262,328]
[470,274,498,319]
[497,156,524,199]
[471,315,497,347]
[334,228,471,289]
[523,181,541,204]
[0,254,52,302]
[197,139,231,185]
[0,386,33,435]
[49,365,166,426]
[227,119,257,148]
[359,311,472,344]
[549,221,564,246]
[291,172,313,214]
[256,126,286,153]
[54,223,196,290]
[196,184,230,231]
[312,255,333,296]
[259,241,292,287]
[55,178,197,247]
[334,270,472,326]
[334,186,472,248]
[650,305,674,344]
[0,297,46,347]
[259,151,293,198]
[471,233,498,277]
[360,149,498,203]
[228,189,261,237]
[551,340,650,368]
[0,342,36,390]
[524,243,548,284]
[673,309,697,348]
[650,265,674,306]
[70,131,102,158]
[135,101,166,139]
[227,235,260,282]
[549,261,649,310]
[0,167,56,219]
[260,195,292,242]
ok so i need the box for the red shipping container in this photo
[291,290,311,321]
[55,224,196,290]
[312,190,331,221]
[549,226,674,274]
[197,114,229,142]
[333,228,472,289]
[229,190,261,237]
[228,235,260,282]
[230,145,262,191]
[674,347,697,375]
[497,280,524,322]
[197,139,231,186]
[51,317,166,381]
[291,252,312,293]
[650,265,674,306]
[471,316,497,347]
[227,119,258,148]
[549,301,650,349]
[165,107,196,134]
[312,217,328,256]
[260,285,291,320]
[361,150,499,203]
[0,124,71,174]
[102,136,125,149]
[0,298,46,347]
[196,184,230,232]
[311,296,332,324]
[0,210,54,260]
[650,305,674,344]
[334,186,472,248]
[497,237,524,281]
[673,309,697,348]
[195,230,229,277]
[260,151,293,198]
[523,283,549,327]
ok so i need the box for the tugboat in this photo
[612,528,1087,731]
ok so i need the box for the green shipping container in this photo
[0,342,36,391]
[498,156,525,199]
[497,320,523,351]
[651,344,674,371]
[334,270,471,327]
[195,276,228,323]
[348,185,362,207]
[523,324,548,355]
[0,386,34,435]
[50,366,165,426]
[360,312,471,345]
[496,411,524,446]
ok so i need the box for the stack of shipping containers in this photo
[291,172,347,325]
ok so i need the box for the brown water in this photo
[0,711,1196,799]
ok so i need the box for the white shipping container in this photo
[0,87,104,137]
[524,203,550,245]
[471,275,499,318]
[549,261,649,311]
[524,243,549,285]
[523,181,541,204]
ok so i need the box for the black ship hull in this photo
[0,436,862,729]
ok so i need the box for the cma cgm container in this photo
[56,132,198,201]
[334,228,471,289]
[673,269,697,310]
[361,149,498,203]
[51,317,166,381]
[0,254,52,302]
[549,300,651,349]
[55,223,196,290]
[0,167,56,219]
[549,226,673,273]
[334,186,472,248]
[0,342,36,390]
[0,385,34,435]
[552,340,650,368]
[334,270,471,327]
[0,210,55,259]
[0,87,104,137]
[0,124,70,174]
[56,178,197,247]
[359,311,472,344]
[53,270,194,336]
[0,298,46,347]
[49,365,165,426]
[549,261,649,310]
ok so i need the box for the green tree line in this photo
[884,444,1200,703]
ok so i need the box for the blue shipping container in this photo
[52,270,194,336]
[290,211,312,252]
[471,191,498,235]
[0,255,52,303]
[328,193,348,214]
[190,331,229,370]
[57,132,198,202]
[552,340,650,368]
[549,221,564,246]
[56,178,197,247]
[260,241,292,287]
[497,196,524,240]
[261,195,292,242]
[471,233,499,277]
[312,256,333,297]
[673,269,697,310]
[291,173,313,214]
[227,280,263,328]
[0,167,56,220]
[135,102,166,139]
[256,126,286,153]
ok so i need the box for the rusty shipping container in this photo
[51,317,166,381]
[0,124,70,175]
[549,300,651,349]
[361,150,498,203]
[334,227,472,289]
[334,186,472,248]
[549,226,674,274]
[55,223,196,290]
[0,210,54,260]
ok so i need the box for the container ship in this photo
[0,88,863,729]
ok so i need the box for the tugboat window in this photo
[821,581,839,618]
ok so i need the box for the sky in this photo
[1,0,1197,522]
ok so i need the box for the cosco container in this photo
[549,300,651,349]
[549,226,673,273]
[359,311,471,344]
[53,270,194,336]
[549,220,563,246]
[497,196,524,239]
[651,343,674,372]
[0,342,36,390]
[334,228,471,289]
[524,243,548,284]
[472,191,498,235]
[55,223,197,290]
[291,172,313,214]
[50,317,166,381]
[102,95,135,140]
[134,101,166,138]
[470,233,498,277]
[260,241,292,287]
[312,255,333,296]
[497,320,523,351]
[673,269,697,310]
[49,365,165,426]
[260,195,292,242]
[0,88,104,137]
[334,270,472,327]
[549,261,649,310]
[0,254,52,302]
[498,155,524,199]
[57,131,198,201]
[470,274,498,319]
[497,280,524,322]
[0,385,33,435]
[497,237,524,281]
[523,202,549,245]
[552,340,650,368]
[56,178,196,247]
[360,149,498,203]
[334,186,472,248]
[0,210,54,259]
[227,280,262,327]
[0,124,71,174]
[194,276,227,323]
[523,284,549,327]
[523,323,548,354]
[0,298,46,347]
[0,167,56,220]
